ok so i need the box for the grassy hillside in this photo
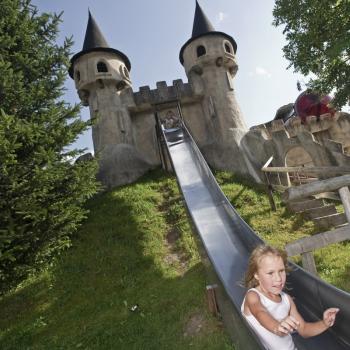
[0,170,234,350]
[0,169,349,349]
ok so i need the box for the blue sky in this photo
[32,0,305,152]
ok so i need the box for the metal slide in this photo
[162,125,350,350]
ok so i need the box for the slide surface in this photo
[162,125,350,349]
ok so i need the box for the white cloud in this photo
[217,12,228,22]
[249,66,272,79]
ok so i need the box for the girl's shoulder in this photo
[245,288,262,304]
[246,288,291,305]
[246,288,261,297]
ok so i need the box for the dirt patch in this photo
[159,183,189,274]
[183,312,208,337]
[163,228,188,274]
[166,227,180,244]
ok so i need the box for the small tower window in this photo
[196,45,206,57]
[97,61,108,73]
[75,70,81,82]
[123,66,130,79]
[224,43,232,53]
[120,65,130,79]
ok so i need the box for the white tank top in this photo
[241,288,297,350]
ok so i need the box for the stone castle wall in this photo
[242,111,350,183]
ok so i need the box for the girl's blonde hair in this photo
[244,245,288,289]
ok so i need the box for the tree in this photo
[0,0,100,293]
[273,0,350,108]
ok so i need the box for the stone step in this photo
[302,205,337,220]
[287,198,325,213]
[313,213,348,231]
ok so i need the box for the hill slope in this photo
[0,169,234,350]
[1,169,349,349]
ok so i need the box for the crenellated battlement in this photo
[132,79,194,107]
[250,112,350,139]
[72,6,350,189]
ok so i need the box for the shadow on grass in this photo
[0,170,232,350]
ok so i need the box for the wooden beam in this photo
[261,156,274,170]
[339,186,350,223]
[282,174,350,202]
[301,252,318,276]
[262,166,350,175]
[285,225,350,256]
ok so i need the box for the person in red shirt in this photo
[294,90,335,123]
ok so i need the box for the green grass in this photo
[215,171,350,292]
[0,169,234,350]
[0,169,349,349]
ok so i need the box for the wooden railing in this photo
[283,175,350,275]
[261,157,350,275]
[261,156,350,210]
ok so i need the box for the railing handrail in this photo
[262,165,350,175]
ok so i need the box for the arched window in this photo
[224,42,232,53]
[97,61,108,73]
[196,45,206,57]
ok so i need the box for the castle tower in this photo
[69,11,151,188]
[179,1,250,174]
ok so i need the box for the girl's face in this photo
[254,254,286,297]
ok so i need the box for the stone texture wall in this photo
[243,112,350,183]
[74,47,350,189]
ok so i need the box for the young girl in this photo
[241,245,339,350]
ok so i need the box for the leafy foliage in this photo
[0,0,99,293]
[273,0,350,108]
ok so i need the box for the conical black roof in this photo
[82,10,109,50]
[179,1,237,65]
[192,1,214,37]
[69,11,131,78]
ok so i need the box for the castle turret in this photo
[70,11,151,188]
[179,1,250,174]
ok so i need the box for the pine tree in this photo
[0,0,100,293]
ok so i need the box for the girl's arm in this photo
[245,291,298,336]
[288,295,339,338]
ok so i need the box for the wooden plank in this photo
[282,174,350,202]
[313,213,347,231]
[287,199,324,213]
[285,225,350,256]
[206,284,219,316]
[261,156,274,169]
[262,165,350,175]
[302,205,337,220]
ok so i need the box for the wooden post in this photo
[264,172,276,212]
[301,252,318,276]
[296,171,301,185]
[338,186,350,223]
[206,284,219,316]
[277,172,282,186]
